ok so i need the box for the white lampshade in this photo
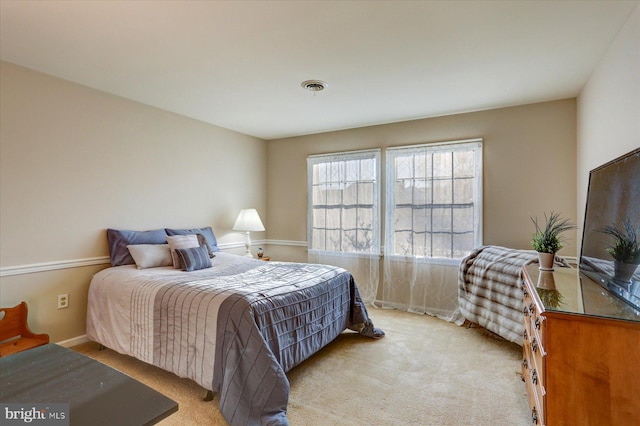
[232,209,265,232]
[233,209,265,258]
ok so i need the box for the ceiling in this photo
[1,1,637,140]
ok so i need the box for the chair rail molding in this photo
[266,239,307,247]
[1,248,577,277]
[0,256,111,277]
[0,240,310,277]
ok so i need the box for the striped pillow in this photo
[166,234,199,269]
[175,245,212,272]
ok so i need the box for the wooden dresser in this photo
[521,265,640,426]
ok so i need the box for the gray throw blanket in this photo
[458,245,568,345]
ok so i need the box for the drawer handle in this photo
[522,358,528,370]
[532,407,538,424]
[531,369,538,385]
[531,338,538,353]
[524,306,529,317]
[535,317,541,330]
[529,303,535,314]
[523,330,528,341]
[523,287,528,298]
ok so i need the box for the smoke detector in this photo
[301,80,328,93]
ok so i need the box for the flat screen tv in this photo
[579,147,640,311]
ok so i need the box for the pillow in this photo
[196,233,216,258]
[107,229,168,266]
[166,234,200,269]
[165,227,220,253]
[175,245,212,272]
[127,244,172,269]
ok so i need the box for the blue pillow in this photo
[175,245,212,272]
[165,227,220,252]
[107,229,168,266]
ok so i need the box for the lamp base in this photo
[244,231,254,258]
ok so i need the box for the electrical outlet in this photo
[57,294,69,309]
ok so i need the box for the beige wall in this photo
[0,61,267,343]
[577,4,640,230]
[267,99,578,259]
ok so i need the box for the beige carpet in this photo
[72,309,529,425]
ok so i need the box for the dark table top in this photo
[0,343,178,425]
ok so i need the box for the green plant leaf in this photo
[530,211,576,254]
[600,219,640,264]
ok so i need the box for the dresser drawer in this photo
[523,278,547,424]
[528,360,546,420]
[526,385,544,425]
[529,310,545,344]
[523,303,532,337]
[523,287,534,339]
[522,333,530,379]
[523,344,545,425]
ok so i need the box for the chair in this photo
[0,301,49,357]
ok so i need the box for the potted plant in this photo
[530,211,576,271]
[601,219,640,283]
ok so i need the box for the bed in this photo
[458,245,569,345]
[86,228,384,426]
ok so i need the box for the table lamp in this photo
[232,208,265,257]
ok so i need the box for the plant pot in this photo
[537,252,555,271]
[613,260,639,283]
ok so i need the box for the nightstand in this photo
[258,257,270,261]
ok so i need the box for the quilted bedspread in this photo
[86,253,382,425]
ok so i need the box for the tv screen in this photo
[579,148,640,310]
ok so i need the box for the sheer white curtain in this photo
[308,251,380,304]
[382,140,482,322]
[307,150,381,304]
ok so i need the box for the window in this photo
[307,150,380,254]
[385,139,482,260]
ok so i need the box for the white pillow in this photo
[166,234,200,269]
[127,244,172,269]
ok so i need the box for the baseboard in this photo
[56,335,89,348]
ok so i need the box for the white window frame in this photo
[307,149,381,257]
[385,139,483,265]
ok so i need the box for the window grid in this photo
[308,151,380,254]
[387,140,482,259]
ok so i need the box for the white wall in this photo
[577,4,640,228]
[0,61,267,342]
